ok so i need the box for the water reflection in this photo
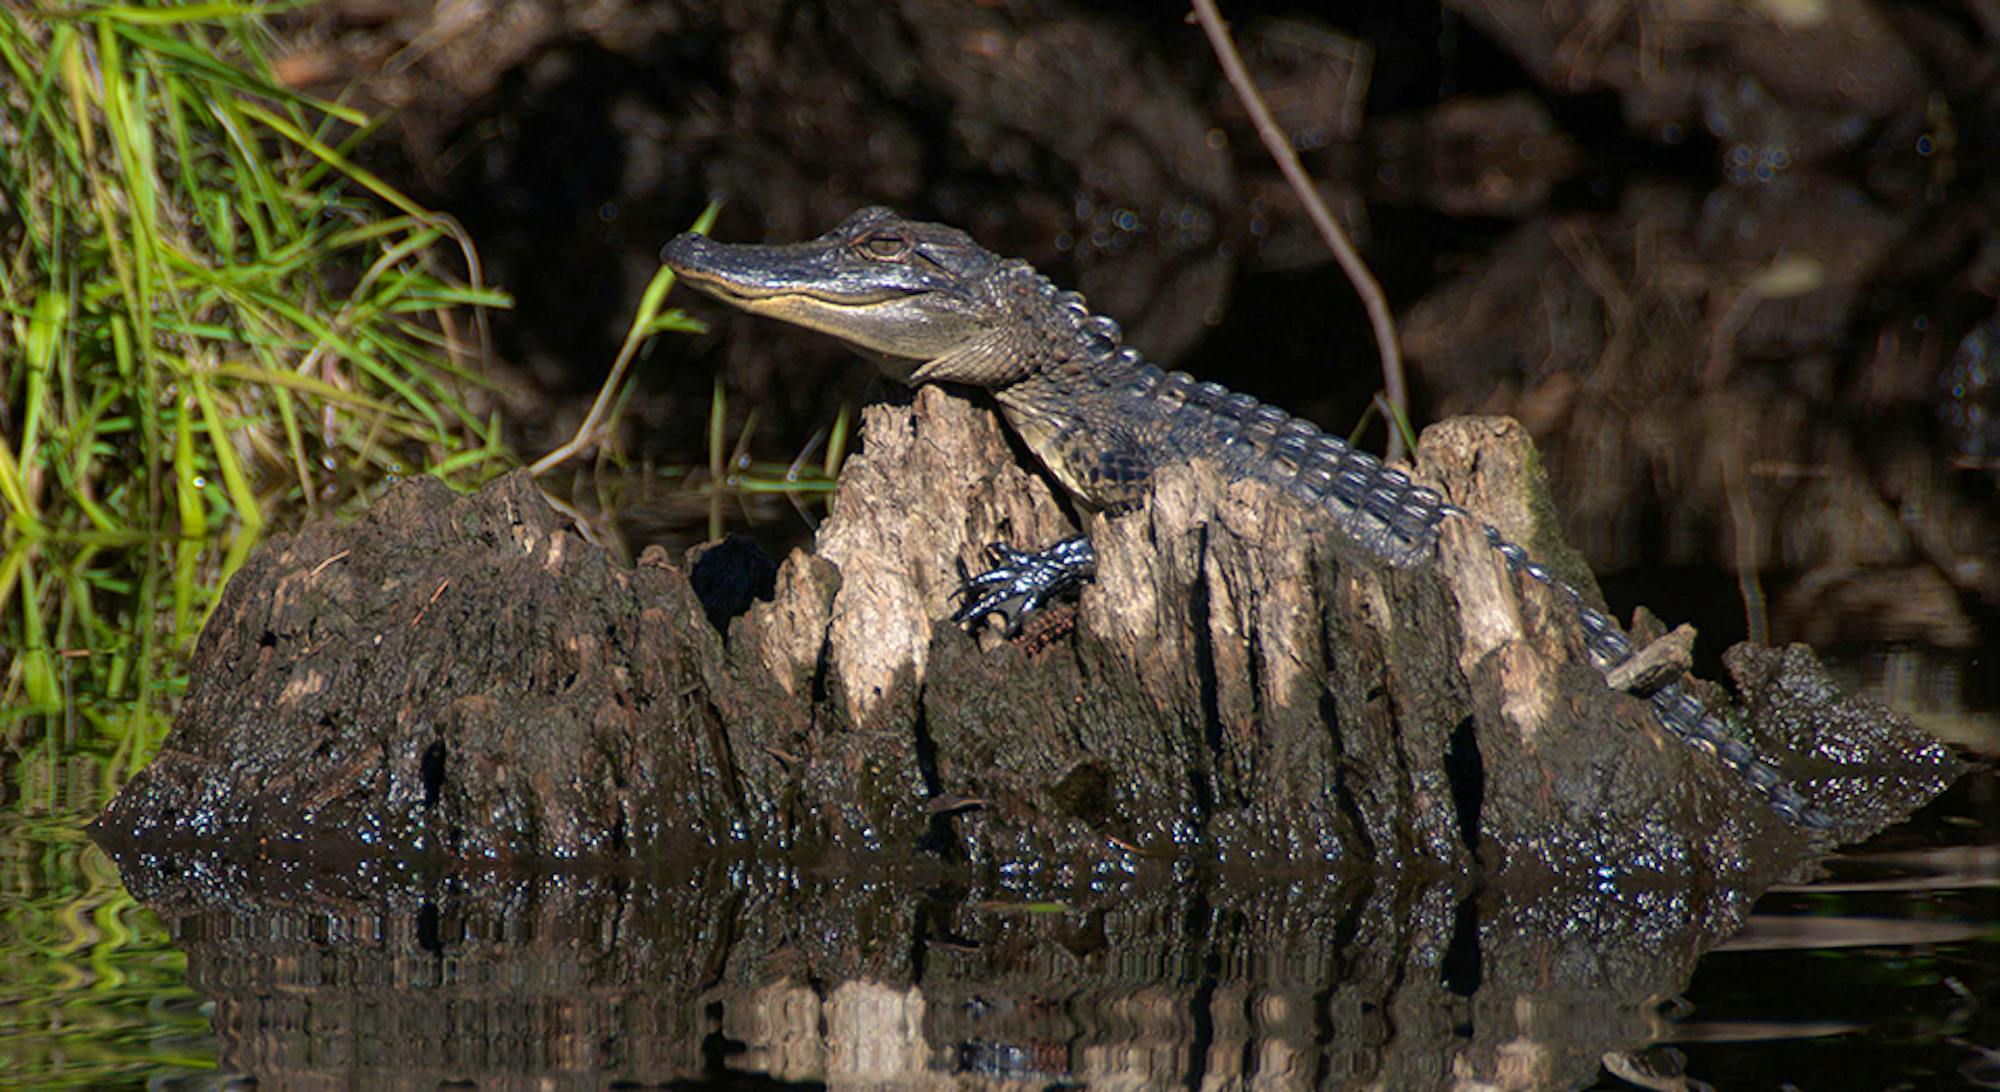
[0,751,212,1087]
[108,851,1786,1089]
[1675,797,2000,1090]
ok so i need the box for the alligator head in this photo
[662,207,1080,388]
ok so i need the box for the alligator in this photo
[662,207,1827,828]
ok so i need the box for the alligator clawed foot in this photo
[950,535,1097,637]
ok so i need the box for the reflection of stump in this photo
[106,859,1741,1091]
[95,387,1958,881]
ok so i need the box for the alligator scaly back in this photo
[992,274,1826,827]
[993,279,1447,562]
[663,208,1827,828]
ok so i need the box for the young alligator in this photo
[662,207,1825,828]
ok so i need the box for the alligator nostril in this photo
[660,233,708,267]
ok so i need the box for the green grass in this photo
[693,373,848,541]
[0,1,512,771]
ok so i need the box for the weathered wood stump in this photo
[95,387,1960,884]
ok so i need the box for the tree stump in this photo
[95,387,1960,886]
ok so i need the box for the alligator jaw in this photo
[662,233,911,307]
[662,227,1002,370]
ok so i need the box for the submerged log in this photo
[94,387,1960,882]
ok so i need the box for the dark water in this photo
[0,745,1990,1089]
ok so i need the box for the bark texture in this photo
[96,387,1960,883]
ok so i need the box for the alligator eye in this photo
[859,234,910,260]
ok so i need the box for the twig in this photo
[1189,0,1410,462]
[527,330,643,476]
[309,549,351,577]
[531,203,721,476]
[412,578,451,627]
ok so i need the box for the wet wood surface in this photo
[97,389,1961,885]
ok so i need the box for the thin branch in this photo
[527,330,644,476]
[531,204,719,477]
[1189,0,1410,463]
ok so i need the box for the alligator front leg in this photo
[951,536,1097,636]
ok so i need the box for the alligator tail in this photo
[1443,504,1830,828]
